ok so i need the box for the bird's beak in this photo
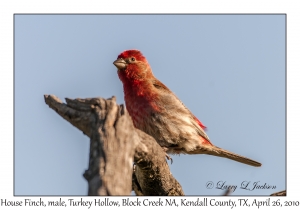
[113,58,127,70]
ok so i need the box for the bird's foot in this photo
[133,162,136,172]
[165,153,173,164]
[161,146,173,164]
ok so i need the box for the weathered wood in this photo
[44,94,284,196]
[134,129,184,195]
[44,95,184,196]
[270,190,286,196]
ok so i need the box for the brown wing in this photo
[152,78,212,144]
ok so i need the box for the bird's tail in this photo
[190,146,262,167]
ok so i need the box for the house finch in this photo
[113,49,261,167]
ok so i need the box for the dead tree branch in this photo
[270,190,286,196]
[44,95,184,196]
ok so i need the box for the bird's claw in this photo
[166,154,173,164]
[133,162,136,172]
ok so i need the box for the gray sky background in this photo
[14,15,285,196]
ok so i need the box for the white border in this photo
[1,0,299,209]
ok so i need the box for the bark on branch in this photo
[44,95,285,196]
[270,190,286,196]
[44,95,184,196]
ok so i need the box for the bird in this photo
[113,49,261,167]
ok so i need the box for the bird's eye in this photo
[131,57,135,61]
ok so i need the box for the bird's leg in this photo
[133,162,136,172]
[161,147,173,164]
[165,154,173,164]
[164,145,183,155]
